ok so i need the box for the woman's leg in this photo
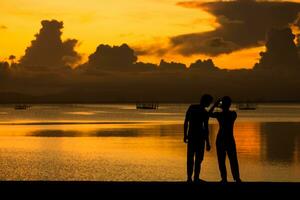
[217,141,227,181]
[228,141,241,181]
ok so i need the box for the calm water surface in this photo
[0,104,299,181]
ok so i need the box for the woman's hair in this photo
[221,96,232,109]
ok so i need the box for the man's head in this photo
[200,94,213,107]
[221,96,232,111]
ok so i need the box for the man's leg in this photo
[187,143,194,182]
[228,142,241,182]
[217,142,227,182]
[194,141,205,181]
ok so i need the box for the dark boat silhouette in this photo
[14,104,30,110]
[136,103,159,110]
[237,103,257,110]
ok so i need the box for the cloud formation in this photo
[173,0,300,56]
[1,20,300,102]
[79,44,157,72]
[158,60,187,71]
[85,44,137,70]
[0,25,7,30]
[0,61,10,88]
[254,27,300,70]
[19,20,81,71]
[0,61,9,73]
[189,59,220,71]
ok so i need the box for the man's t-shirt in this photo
[186,104,208,140]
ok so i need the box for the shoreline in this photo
[0,181,298,196]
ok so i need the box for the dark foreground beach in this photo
[0,181,299,197]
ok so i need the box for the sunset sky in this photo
[0,0,299,69]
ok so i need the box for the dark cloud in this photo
[173,0,300,56]
[254,27,300,70]
[172,35,239,56]
[133,62,158,72]
[0,61,10,87]
[189,59,220,71]
[86,44,137,69]
[0,61,9,74]
[134,45,168,57]
[0,25,7,30]
[19,20,81,71]
[158,60,187,72]
[79,44,157,72]
[2,20,300,103]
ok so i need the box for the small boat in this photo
[14,104,30,110]
[136,103,159,110]
[238,103,257,110]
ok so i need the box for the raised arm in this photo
[209,99,221,118]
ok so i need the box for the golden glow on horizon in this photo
[0,0,299,69]
[139,46,265,69]
[213,46,265,69]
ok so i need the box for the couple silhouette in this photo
[184,94,241,183]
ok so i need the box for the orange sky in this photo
[0,0,297,69]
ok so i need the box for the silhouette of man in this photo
[209,96,241,183]
[184,94,213,182]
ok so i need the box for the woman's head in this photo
[221,96,232,110]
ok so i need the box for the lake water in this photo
[0,104,299,181]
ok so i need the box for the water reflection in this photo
[16,121,300,165]
[260,122,299,164]
[209,122,299,165]
[27,127,148,137]
[0,121,299,181]
[30,130,80,137]
[158,124,183,137]
[64,112,97,116]
[93,130,139,137]
[3,122,299,163]
[232,123,261,159]
[22,124,182,138]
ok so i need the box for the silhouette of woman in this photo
[209,96,241,183]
